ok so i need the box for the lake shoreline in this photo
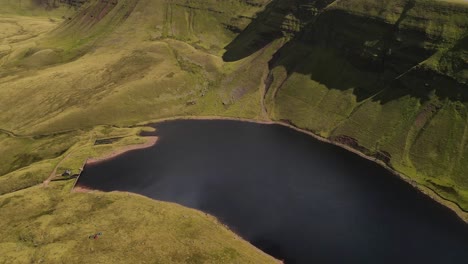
[72,136,159,193]
[76,115,467,224]
[135,115,468,224]
[86,136,159,165]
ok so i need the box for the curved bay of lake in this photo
[78,120,468,264]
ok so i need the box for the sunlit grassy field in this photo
[0,181,277,263]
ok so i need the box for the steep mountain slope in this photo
[0,0,467,262]
[257,0,468,209]
[0,181,278,263]
[0,0,467,229]
[220,0,468,211]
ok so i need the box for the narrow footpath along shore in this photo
[136,115,468,223]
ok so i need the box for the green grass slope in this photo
[0,0,275,135]
[0,181,277,263]
[0,1,281,261]
[0,0,79,17]
[0,0,467,261]
[0,0,283,192]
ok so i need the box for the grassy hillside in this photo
[0,0,467,261]
[0,0,285,191]
[0,1,281,262]
[0,0,79,17]
[0,181,277,263]
[0,0,275,135]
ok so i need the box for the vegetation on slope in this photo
[0,181,276,263]
[256,0,468,210]
[0,0,79,17]
[0,0,467,261]
[0,1,280,261]
[0,0,276,135]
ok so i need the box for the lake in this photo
[78,120,468,264]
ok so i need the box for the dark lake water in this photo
[78,120,468,264]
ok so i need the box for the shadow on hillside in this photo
[222,0,336,62]
[276,8,467,103]
[223,0,467,104]
[222,0,289,62]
